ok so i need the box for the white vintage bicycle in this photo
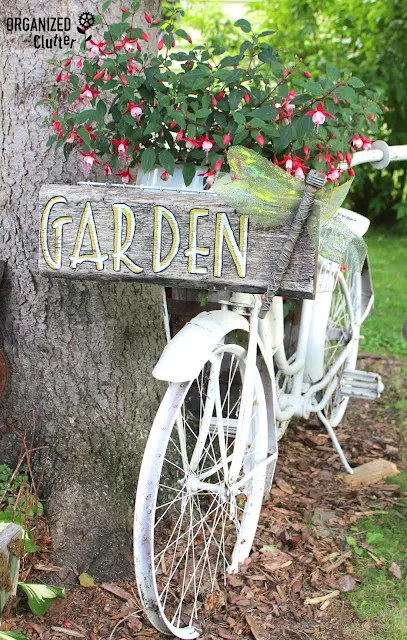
[134,141,407,638]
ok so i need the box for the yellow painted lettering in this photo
[69,201,108,270]
[214,213,248,278]
[184,208,209,274]
[40,196,72,270]
[152,205,180,273]
[112,203,143,273]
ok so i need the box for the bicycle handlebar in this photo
[340,141,407,170]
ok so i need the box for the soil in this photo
[1,355,406,640]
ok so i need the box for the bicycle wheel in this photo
[323,269,361,427]
[134,343,269,638]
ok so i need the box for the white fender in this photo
[153,310,250,383]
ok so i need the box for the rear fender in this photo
[153,310,250,383]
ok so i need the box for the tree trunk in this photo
[0,0,164,580]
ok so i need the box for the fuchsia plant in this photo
[43,1,383,187]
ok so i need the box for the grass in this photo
[345,608,407,640]
[362,229,407,357]
[344,472,407,638]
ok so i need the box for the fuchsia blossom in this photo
[198,169,216,189]
[127,59,141,75]
[116,35,138,53]
[326,165,342,184]
[116,168,133,183]
[112,138,130,156]
[88,40,106,57]
[104,163,112,176]
[124,101,144,122]
[198,135,215,160]
[79,150,101,176]
[306,102,334,130]
[81,84,99,100]
[351,135,372,151]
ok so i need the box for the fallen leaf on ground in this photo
[388,562,402,580]
[245,614,269,640]
[216,628,236,640]
[337,575,356,592]
[275,478,294,494]
[304,590,340,605]
[100,583,136,604]
[78,572,95,588]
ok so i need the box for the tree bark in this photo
[0,0,164,579]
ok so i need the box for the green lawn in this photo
[362,229,407,357]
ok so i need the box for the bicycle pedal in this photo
[340,369,384,400]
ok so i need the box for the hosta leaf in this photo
[18,583,65,616]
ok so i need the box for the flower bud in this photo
[187,34,192,43]
[144,12,152,23]
[157,39,164,51]
[161,170,169,181]
[257,133,264,147]
[215,158,223,172]
[348,167,355,177]
[223,132,231,146]
[243,92,250,104]
[142,31,149,42]
[303,71,312,78]
[211,96,217,106]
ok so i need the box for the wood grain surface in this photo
[39,184,316,298]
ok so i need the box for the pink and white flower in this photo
[116,168,133,183]
[112,138,130,156]
[79,150,101,176]
[88,40,106,58]
[306,102,334,130]
[124,101,144,123]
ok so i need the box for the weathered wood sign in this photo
[39,185,316,298]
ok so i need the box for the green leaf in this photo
[96,100,107,119]
[273,125,294,152]
[77,127,91,146]
[23,537,40,555]
[18,583,65,616]
[336,86,357,102]
[348,76,365,88]
[67,89,81,104]
[102,0,114,10]
[219,54,243,68]
[303,81,323,97]
[228,88,243,111]
[194,108,211,119]
[234,19,251,33]
[158,150,175,175]
[366,532,384,545]
[183,163,197,187]
[295,115,314,143]
[0,632,27,640]
[75,109,97,124]
[173,111,186,129]
[258,30,276,37]
[248,105,278,121]
[346,536,357,547]
[175,28,190,41]
[140,148,156,173]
